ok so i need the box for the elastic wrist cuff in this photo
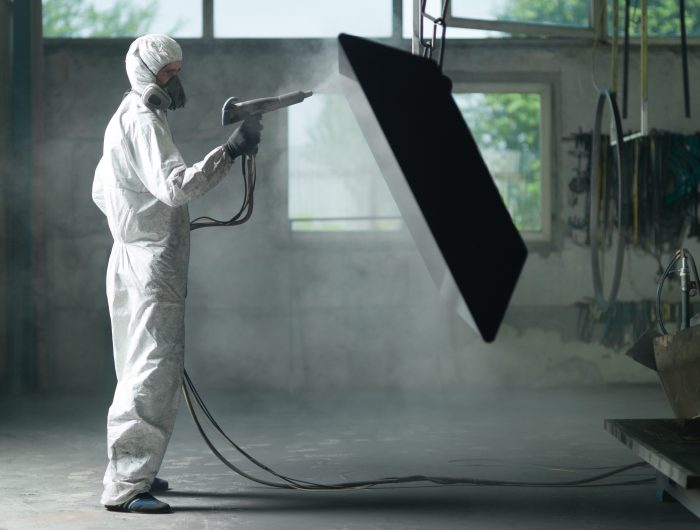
[224,143,239,160]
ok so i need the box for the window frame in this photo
[412,0,604,43]
[40,0,700,44]
[452,81,553,242]
[410,0,700,44]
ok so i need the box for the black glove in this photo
[225,116,263,159]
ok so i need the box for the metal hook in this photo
[417,0,450,71]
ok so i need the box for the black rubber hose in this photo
[656,250,682,335]
[181,369,653,490]
[589,90,627,313]
[190,155,256,231]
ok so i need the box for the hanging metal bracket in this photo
[413,0,450,71]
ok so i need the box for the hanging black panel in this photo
[338,33,527,343]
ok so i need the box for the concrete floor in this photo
[1,383,697,529]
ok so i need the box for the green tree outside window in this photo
[455,92,542,232]
[43,0,182,38]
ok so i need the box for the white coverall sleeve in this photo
[126,119,233,208]
[92,158,108,215]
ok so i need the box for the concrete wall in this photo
[37,37,700,392]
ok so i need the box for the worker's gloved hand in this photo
[225,116,263,160]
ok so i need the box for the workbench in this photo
[605,418,700,517]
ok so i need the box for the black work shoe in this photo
[150,477,169,492]
[105,493,172,514]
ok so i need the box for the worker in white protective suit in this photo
[92,34,262,514]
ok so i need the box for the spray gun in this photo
[219,90,313,212]
[190,90,313,232]
[221,90,313,126]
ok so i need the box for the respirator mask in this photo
[137,55,187,111]
[161,75,187,110]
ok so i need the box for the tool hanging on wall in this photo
[589,90,626,313]
[566,130,592,241]
[569,130,700,257]
[576,299,658,350]
[582,0,696,320]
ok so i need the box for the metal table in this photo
[605,418,700,517]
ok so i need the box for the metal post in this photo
[0,0,10,392]
[8,0,36,393]
[392,0,403,43]
[611,0,619,95]
[203,0,214,39]
[640,0,648,135]
[680,0,691,118]
[591,0,607,42]
[412,0,421,55]
[622,0,630,118]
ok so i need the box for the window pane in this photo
[451,0,590,27]
[610,0,700,37]
[288,94,400,232]
[453,92,542,232]
[42,0,201,38]
[402,0,586,38]
[214,0,391,38]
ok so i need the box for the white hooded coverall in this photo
[92,34,234,506]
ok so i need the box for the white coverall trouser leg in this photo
[101,240,187,506]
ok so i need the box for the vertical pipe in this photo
[640,0,648,135]
[622,0,630,118]
[593,0,607,42]
[610,0,620,144]
[681,254,691,330]
[392,0,403,42]
[412,0,421,55]
[0,0,10,391]
[611,0,619,96]
[436,0,449,70]
[8,0,36,392]
[203,0,214,39]
[31,0,45,389]
[680,0,691,118]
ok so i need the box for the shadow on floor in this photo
[159,485,674,524]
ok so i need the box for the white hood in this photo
[125,34,182,94]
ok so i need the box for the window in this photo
[288,87,552,237]
[402,0,506,38]
[404,0,594,39]
[451,0,590,27]
[452,84,552,239]
[42,0,201,38]
[288,94,401,232]
[214,0,392,38]
[609,0,700,37]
